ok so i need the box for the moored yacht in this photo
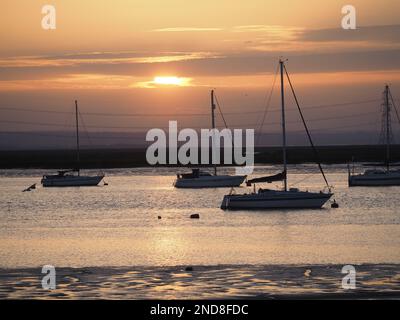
[41,170,104,187]
[174,168,246,188]
[221,188,332,210]
[174,90,246,188]
[349,85,400,187]
[41,101,104,187]
[348,168,400,187]
[221,59,333,210]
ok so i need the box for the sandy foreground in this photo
[0,264,399,299]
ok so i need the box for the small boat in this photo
[41,101,104,187]
[221,59,333,210]
[349,85,400,187]
[174,90,246,188]
[348,168,400,186]
[41,170,104,187]
[221,188,332,210]
[174,168,246,188]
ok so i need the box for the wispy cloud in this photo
[0,51,221,68]
[233,25,303,33]
[151,27,222,32]
[299,24,400,43]
[1,25,400,90]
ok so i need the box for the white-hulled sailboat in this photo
[348,85,400,186]
[174,90,247,188]
[41,101,104,187]
[221,59,333,210]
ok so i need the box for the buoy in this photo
[190,214,200,219]
[331,200,339,208]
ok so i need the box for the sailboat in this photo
[348,85,400,186]
[41,100,104,187]
[174,90,247,188]
[221,59,333,210]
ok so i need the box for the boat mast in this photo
[211,90,217,176]
[279,59,288,191]
[75,100,80,176]
[385,84,390,171]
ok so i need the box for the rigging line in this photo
[0,113,377,132]
[284,110,377,124]
[78,109,94,147]
[0,119,247,129]
[0,99,381,117]
[288,172,319,188]
[0,107,211,117]
[0,118,382,140]
[214,93,235,150]
[257,120,378,135]
[0,118,377,138]
[0,107,71,114]
[0,118,376,132]
[283,64,331,191]
[282,99,380,112]
[0,109,377,129]
[0,120,71,127]
[214,94,229,129]
[256,63,279,146]
[0,131,146,140]
[78,108,106,174]
[389,90,400,125]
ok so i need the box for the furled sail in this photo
[247,171,286,184]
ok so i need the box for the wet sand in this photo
[0,264,399,299]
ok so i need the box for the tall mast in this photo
[279,59,288,191]
[385,84,390,171]
[211,90,217,176]
[75,100,80,175]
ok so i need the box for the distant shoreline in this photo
[0,145,399,169]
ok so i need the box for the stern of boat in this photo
[220,195,231,210]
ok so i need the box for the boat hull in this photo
[174,175,246,188]
[221,190,332,210]
[41,175,104,187]
[349,172,400,186]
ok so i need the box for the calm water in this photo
[0,165,399,268]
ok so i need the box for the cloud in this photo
[0,51,221,68]
[1,25,400,85]
[299,24,400,43]
[1,49,400,82]
[232,25,303,37]
[151,27,222,32]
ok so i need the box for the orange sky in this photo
[0,0,400,147]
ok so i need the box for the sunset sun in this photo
[153,76,190,86]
